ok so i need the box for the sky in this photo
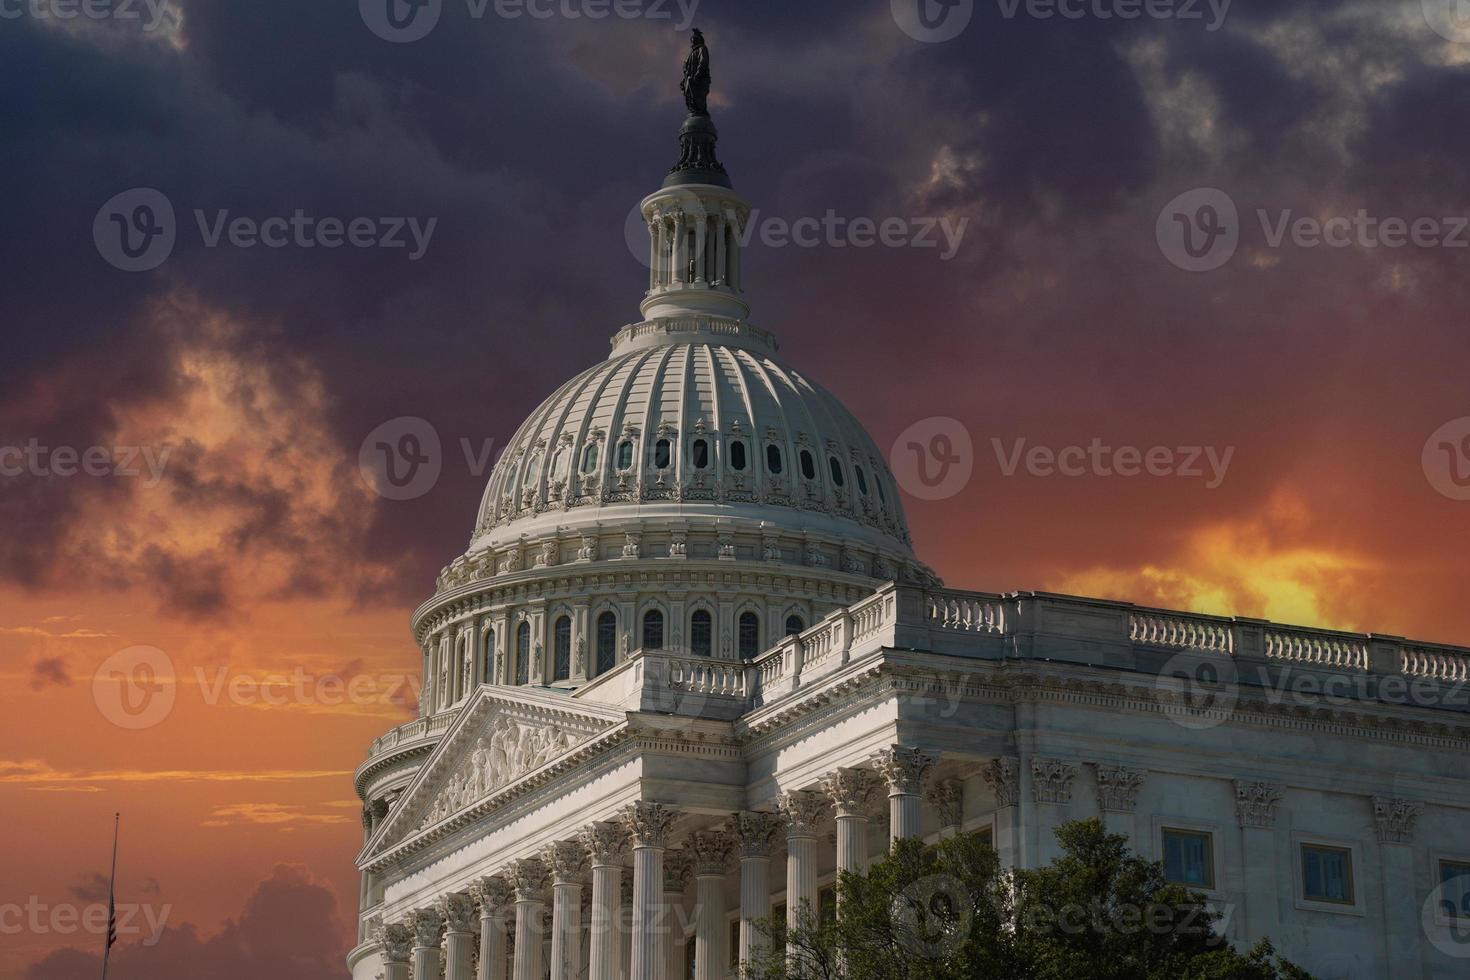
[4,0,1470,976]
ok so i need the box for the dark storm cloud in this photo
[29,657,73,690]
[4,0,1470,633]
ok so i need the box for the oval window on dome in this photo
[855,465,869,495]
[582,444,599,474]
[616,440,634,470]
[730,441,747,471]
[766,444,784,475]
[654,439,672,470]
[691,439,709,469]
[799,450,816,481]
[828,456,845,487]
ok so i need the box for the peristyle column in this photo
[547,841,588,980]
[471,877,514,980]
[732,811,779,971]
[440,892,478,980]
[687,831,733,980]
[822,768,876,891]
[777,790,828,952]
[621,801,679,980]
[410,908,444,980]
[874,746,936,845]
[510,858,550,980]
[377,921,413,980]
[579,822,630,980]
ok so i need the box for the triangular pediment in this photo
[361,687,625,864]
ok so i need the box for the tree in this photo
[744,819,1311,980]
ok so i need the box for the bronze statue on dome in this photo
[680,29,711,117]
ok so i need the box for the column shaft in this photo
[785,833,818,940]
[694,872,726,980]
[551,881,584,980]
[513,900,546,980]
[588,864,621,980]
[737,855,770,969]
[445,929,475,980]
[630,846,663,980]
[478,914,507,980]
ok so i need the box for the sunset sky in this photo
[5,0,1470,976]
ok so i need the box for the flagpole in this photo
[101,812,119,980]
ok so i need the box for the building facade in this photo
[351,81,1470,980]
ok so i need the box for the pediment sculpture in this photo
[421,717,577,828]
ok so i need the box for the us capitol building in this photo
[350,37,1470,980]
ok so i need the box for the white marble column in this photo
[823,768,876,890]
[440,892,478,980]
[510,858,550,980]
[732,812,778,973]
[874,747,935,845]
[547,842,587,980]
[378,921,413,980]
[471,877,513,980]
[580,822,630,980]
[622,802,679,980]
[663,850,691,980]
[619,876,633,980]
[410,908,444,980]
[686,831,732,980]
[777,790,827,954]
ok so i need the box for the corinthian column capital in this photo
[821,767,877,817]
[411,907,444,948]
[437,892,478,934]
[379,921,415,963]
[579,821,631,866]
[620,801,680,848]
[470,875,515,917]
[873,746,936,796]
[731,811,781,857]
[776,790,828,837]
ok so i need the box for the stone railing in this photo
[926,591,1007,634]
[1402,645,1470,683]
[668,656,748,699]
[366,711,455,760]
[1263,628,1369,670]
[1128,612,1234,654]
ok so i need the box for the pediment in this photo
[362,687,625,863]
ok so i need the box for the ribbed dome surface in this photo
[473,328,912,556]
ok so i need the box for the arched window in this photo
[730,441,747,471]
[766,445,784,474]
[643,609,665,650]
[690,609,713,657]
[738,611,760,659]
[785,615,805,636]
[616,440,634,470]
[482,629,495,682]
[691,439,709,469]
[854,465,869,496]
[553,616,572,682]
[582,444,599,474]
[829,456,845,487]
[515,622,531,685]
[596,611,618,675]
[799,450,816,480]
[524,453,542,485]
[654,438,672,470]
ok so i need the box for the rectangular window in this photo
[1301,844,1354,904]
[1440,860,1470,920]
[971,826,994,848]
[1162,828,1214,889]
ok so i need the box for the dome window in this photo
[654,439,672,470]
[552,446,570,480]
[691,438,710,469]
[730,441,747,471]
[766,444,784,475]
[515,622,531,686]
[642,609,665,650]
[582,444,599,474]
[855,465,869,496]
[596,611,617,675]
[553,616,572,682]
[481,628,495,682]
[738,611,761,659]
[785,614,805,636]
[690,609,713,657]
[829,456,846,487]
[876,478,887,505]
[800,450,816,481]
[524,453,542,485]
[616,440,634,471]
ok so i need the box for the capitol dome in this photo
[413,91,935,705]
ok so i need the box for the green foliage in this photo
[743,818,1311,980]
